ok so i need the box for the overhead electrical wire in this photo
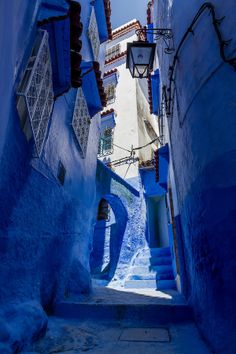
[106,136,161,166]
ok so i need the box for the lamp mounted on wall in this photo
[126,27,174,79]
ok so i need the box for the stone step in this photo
[131,265,173,275]
[140,247,171,258]
[127,274,157,281]
[54,302,193,325]
[127,272,174,281]
[133,257,152,266]
[156,273,174,280]
[157,279,176,290]
[134,256,172,267]
[150,256,172,266]
[124,279,157,289]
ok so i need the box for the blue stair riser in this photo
[134,256,172,267]
[141,247,171,258]
[156,273,174,280]
[124,279,157,289]
[128,274,157,281]
[150,257,172,266]
[128,272,174,281]
[131,265,173,275]
[54,303,193,324]
[151,265,173,274]
[157,279,176,290]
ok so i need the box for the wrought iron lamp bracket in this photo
[135,28,175,54]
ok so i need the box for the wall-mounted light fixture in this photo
[126,41,156,79]
[126,28,174,79]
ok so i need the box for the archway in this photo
[90,194,128,281]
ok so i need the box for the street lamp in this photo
[126,41,156,79]
[126,28,174,79]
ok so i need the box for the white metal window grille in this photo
[104,84,116,105]
[72,88,91,158]
[105,44,120,61]
[98,128,114,157]
[88,7,100,61]
[17,30,54,156]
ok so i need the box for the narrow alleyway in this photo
[25,253,211,354]
[1,0,235,353]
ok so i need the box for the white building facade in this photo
[99,20,160,180]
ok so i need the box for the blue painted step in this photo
[128,272,174,281]
[131,265,173,275]
[124,279,157,289]
[156,272,174,281]
[128,274,156,281]
[150,256,172,266]
[151,264,173,274]
[141,247,171,258]
[126,247,175,290]
[54,301,193,325]
[157,279,176,290]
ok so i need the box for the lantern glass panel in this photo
[126,41,156,79]
[134,66,148,78]
[131,45,154,66]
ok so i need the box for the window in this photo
[17,30,54,156]
[88,7,100,61]
[104,84,116,105]
[105,44,120,61]
[98,128,114,157]
[97,198,110,221]
[72,87,91,158]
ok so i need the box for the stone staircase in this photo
[54,247,190,332]
[124,247,176,290]
[54,286,192,325]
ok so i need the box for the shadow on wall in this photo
[90,194,128,281]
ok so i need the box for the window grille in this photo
[104,84,116,105]
[105,44,120,61]
[72,88,91,158]
[98,128,114,157]
[88,7,100,61]
[17,30,54,156]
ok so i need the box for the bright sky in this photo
[110,0,148,29]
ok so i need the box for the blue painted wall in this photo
[94,162,148,285]
[154,0,236,352]
[0,0,104,351]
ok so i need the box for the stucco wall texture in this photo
[95,162,148,285]
[0,1,101,351]
[155,0,236,352]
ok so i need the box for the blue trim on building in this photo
[94,0,109,43]
[147,23,154,43]
[103,72,119,86]
[158,144,169,191]
[97,160,140,197]
[101,111,116,132]
[151,69,160,115]
[40,18,71,97]
[81,62,103,117]
[140,169,166,197]
[38,0,69,21]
